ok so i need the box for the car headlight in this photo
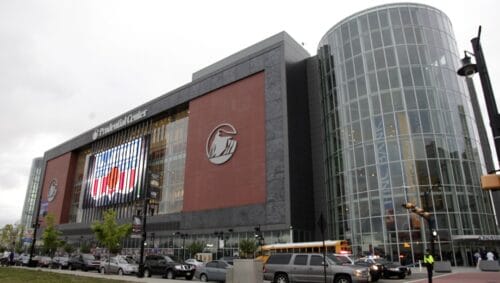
[371,265,378,271]
[389,267,400,271]
[354,269,365,277]
[175,264,182,269]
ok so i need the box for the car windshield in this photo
[82,254,95,260]
[117,258,128,264]
[125,257,136,264]
[335,256,352,264]
[164,256,174,263]
[374,258,389,264]
[325,254,343,265]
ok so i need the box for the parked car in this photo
[358,257,409,279]
[195,260,232,282]
[37,256,52,268]
[0,252,10,266]
[143,254,195,280]
[51,256,69,269]
[68,253,101,272]
[100,256,138,275]
[263,253,370,283]
[218,256,239,265]
[185,258,205,268]
[16,254,30,266]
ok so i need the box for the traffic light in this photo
[401,202,431,220]
[402,202,415,210]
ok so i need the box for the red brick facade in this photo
[183,72,266,211]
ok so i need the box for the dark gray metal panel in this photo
[307,56,328,240]
[192,32,302,81]
[283,39,315,239]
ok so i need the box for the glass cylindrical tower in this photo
[317,3,497,266]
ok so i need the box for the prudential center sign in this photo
[206,123,238,165]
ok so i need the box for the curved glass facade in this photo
[318,3,497,265]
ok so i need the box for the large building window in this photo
[68,107,189,223]
[149,110,189,215]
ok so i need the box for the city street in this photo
[377,267,499,283]
[15,265,500,283]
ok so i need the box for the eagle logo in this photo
[206,123,238,165]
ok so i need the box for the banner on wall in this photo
[83,136,149,208]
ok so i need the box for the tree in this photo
[91,209,131,255]
[239,238,258,259]
[41,213,62,256]
[63,243,75,255]
[186,241,205,258]
[15,226,25,254]
[0,224,19,250]
[80,242,91,254]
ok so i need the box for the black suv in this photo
[143,254,195,280]
[68,254,100,272]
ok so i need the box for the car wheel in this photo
[274,273,290,283]
[68,264,73,270]
[144,268,151,278]
[166,269,175,279]
[200,273,208,282]
[118,268,123,276]
[334,274,352,283]
[398,274,406,279]
[185,275,193,280]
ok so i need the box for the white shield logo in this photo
[206,123,238,165]
[47,179,58,202]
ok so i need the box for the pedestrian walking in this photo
[423,249,434,283]
[8,251,14,266]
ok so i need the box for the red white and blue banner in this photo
[83,137,148,208]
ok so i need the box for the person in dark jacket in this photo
[9,251,14,266]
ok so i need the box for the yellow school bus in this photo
[257,240,351,262]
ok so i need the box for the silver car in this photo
[263,253,370,283]
[195,260,232,282]
[100,256,138,275]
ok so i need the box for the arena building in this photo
[32,3,499,266]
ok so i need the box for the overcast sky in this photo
[1,0,499,228]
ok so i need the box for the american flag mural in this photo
[83,137,146,208]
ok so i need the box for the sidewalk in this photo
[16,266,193,283]
[411,266,482,273]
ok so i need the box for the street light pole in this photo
[174,232,188,260]
[137,136,152,278]
[214,231,224,259]
[457,26,500,165]
[402,201,437,257]
[137,188,148,278]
